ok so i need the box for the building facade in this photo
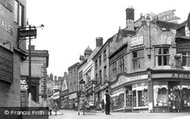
[68,62,80,109]
[0,0,27,107]
[109,8,190,113]
[21,45,49,107]
[92,37,111,108]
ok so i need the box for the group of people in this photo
[78,89,112,115]
[47,96,59,115]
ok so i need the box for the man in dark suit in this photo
[104,90,111,115]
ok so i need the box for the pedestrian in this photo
[104,90,111,115]
[47,95,54,115]
[53,101,59,115]
[101,99,104,113]
[78,98,85,115]
[73,102,75,110]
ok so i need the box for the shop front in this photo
[151,69,190,113]
[60,90,68,109]
[94,85,101,110]
[69,92,77,110]
[110,72,149,112]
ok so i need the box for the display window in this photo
[168,81,190,112]
[154,81,168,106]
[132,82,148,108]
[111,92,125,110]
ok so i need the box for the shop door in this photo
[168,81,190,112]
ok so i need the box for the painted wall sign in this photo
[111,74,148,89]
[0,46,13,83]
[131,36,143,47]
[0,19,14,35]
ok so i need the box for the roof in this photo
[120,29,136,37]
[156,20,180,31]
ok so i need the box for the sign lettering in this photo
[111,74,148,88]
[131,36,143,47]
[171,73,190,79]
[0,19,14,35]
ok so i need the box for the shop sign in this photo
[171,73,190,79]
[152,73,190,79]
[0,46,13,83]
[95,85,101,93]
[20,79,28,90]
[111,74,148,89]
[131,36,143,47]
[53,91,60,100]
[100,83,109,90]
[69,92,77,99]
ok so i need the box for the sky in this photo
[26,0,190,77]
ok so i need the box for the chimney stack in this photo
[96,37,103,47]
[126,7,134,31]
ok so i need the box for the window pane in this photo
[163,48,169,54]
[163,56,169,65]
[14,0,18,23]
[158,56,162,66]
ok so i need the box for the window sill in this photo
[155,66,171,69]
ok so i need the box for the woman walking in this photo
[78,98,85,115]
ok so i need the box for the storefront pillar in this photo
[147,68,153,112]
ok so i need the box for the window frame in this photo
[155,47,170,66]
[132,49,144,70]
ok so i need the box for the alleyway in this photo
[49,110,190,119]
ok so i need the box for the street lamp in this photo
[18,23,44,107]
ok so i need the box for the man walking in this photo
[104,90,111,115]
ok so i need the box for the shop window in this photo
[132,50,144,70]
[132,83,148,108]
[112,93,125,110]
[154,82,168,107]
[155,47,170,66]
[182,53,190,67]
[133,90,136,107]
[138,89,148,107]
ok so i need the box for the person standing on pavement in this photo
[47,95,54,115]
[53,101,59,115]
[104,90,111,115]
[78,98,85,115]
[101,99,104,113]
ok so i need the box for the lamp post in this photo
[18,23,44,107]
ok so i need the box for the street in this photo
[49,110,190,119]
